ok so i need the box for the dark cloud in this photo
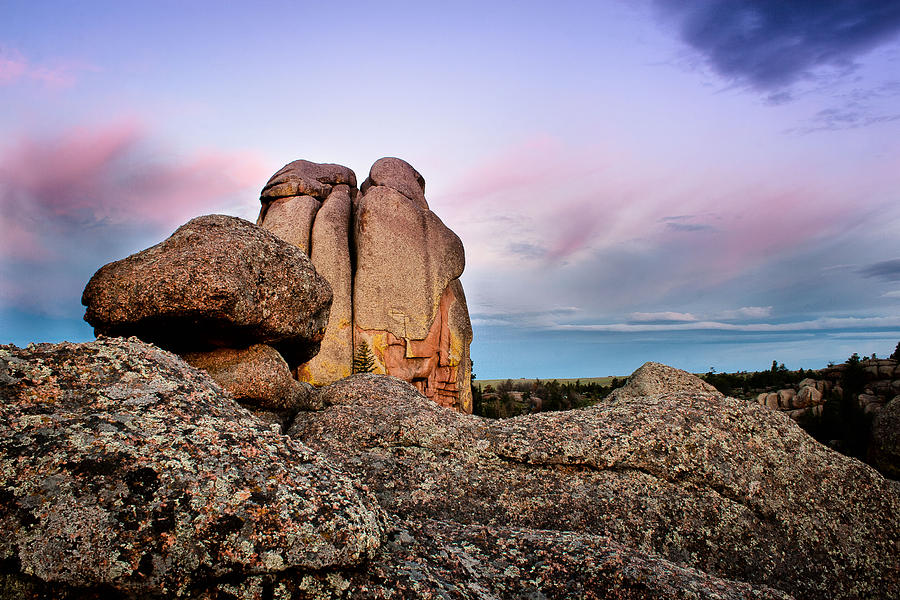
[666,222,714,233]
[658,1,900,90]
[507,241,547,260]
[859,259,900,281]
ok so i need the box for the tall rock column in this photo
[258,160,357,385]
[353,158,473,413]
[258,157,473,413]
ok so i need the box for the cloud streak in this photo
[859,259,900,281]
[657,1,900,92]
[553,315,900,334]
[0,47,91,89]
[0,119,266,315]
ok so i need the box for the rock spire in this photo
[258,157,473,413]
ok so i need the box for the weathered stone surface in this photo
[869,396,900,479]
[0,338,382,597]
[3,515,792,599]
[182,344,316,412]
[351,158,471,411]
[353,184,465,340]
[255,157,473,410]
[258,159,356,222]
[325,517,793,599]
[359,279,473,411]
[359,156,427,209]
[81,215,332,368]
[300,185,354,386]
[608,361,721,401]
[259,195,320,255]
[290,372,900,600]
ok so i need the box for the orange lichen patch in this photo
[355,282,470,413]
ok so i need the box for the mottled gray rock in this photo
[0,338,382,598]
[290,372,900,600]
[869,395,900,479]
[81,215,332,367]
[309,517,793,599]
[607,361,721,401]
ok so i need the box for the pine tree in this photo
[892,341,900,361]
[352,341,376,374]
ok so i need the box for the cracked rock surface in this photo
[0,338,382,598]
[290,371,900,600]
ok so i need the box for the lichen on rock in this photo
[0,337,383,598]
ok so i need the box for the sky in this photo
[2,1,900,378]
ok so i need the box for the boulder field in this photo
[2,341,898,599]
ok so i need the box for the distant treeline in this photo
[700,361,810,397]
[472,377,626,419]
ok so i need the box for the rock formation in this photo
[258,157,473,413]
[182,344,321,427]
[607,361,722,400]
[752,357,900,475]
[290,369,900,600]
[870,395,900,478]
[1,340,802,599]
[81,214,332,418]
[82,214,332,368]
[0,337,381,598]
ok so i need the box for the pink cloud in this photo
[0,119,268,262]
[0,54,27,83]
[2,119,265,225]
[0,48,87,89]
[438,135,871,285]
[0,118,269,316]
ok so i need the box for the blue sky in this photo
[2,1,899,378]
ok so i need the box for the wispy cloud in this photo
[0,47,93,89]
[629,311,698,323]
[715,306,773,320]
[552,315,900,334]
[656,1,900,92]
[0,119,266,315]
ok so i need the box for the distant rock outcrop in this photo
[0,337,381,598]
[752,357,900,476]
[870,395,900,478]
[290,370,900,600]
[607,361,722,400]
[258,157,473,413]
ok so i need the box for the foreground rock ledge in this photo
[290,370,900,600]
[0,338,382,598]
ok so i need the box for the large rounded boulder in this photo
[0,337,382,598]
[81,215,332,367]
